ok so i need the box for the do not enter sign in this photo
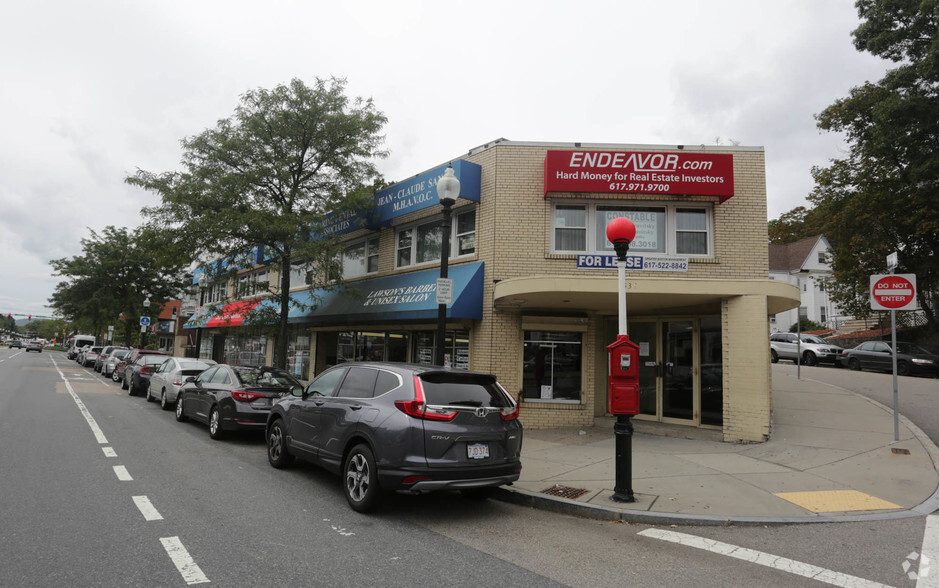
[870,274,917,311]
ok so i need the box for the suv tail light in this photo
[232,390,266,402]
[395,376,457,421]
[500,405,519,421]
[139,366,152,375]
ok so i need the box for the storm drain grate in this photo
[892,448,911,455]
[541,485,590,500]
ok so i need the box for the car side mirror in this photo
[185,376,195,383]
[291,386,303,397]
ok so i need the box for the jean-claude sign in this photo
[320,159,482,237]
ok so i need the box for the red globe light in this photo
[606,217,636,244]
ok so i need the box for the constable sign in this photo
[870,274,917,311]
[139,316,151,326]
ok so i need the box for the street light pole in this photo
[606,217,637,504]
[141,296,150,349]
[435,164,460,367]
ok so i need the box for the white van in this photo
[67,335,96,359]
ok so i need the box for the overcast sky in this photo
[1,0,890,319]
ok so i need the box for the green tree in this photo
[768,206,827,244]
[49,226,189,345]
[809,0,938,330]
[127,78,388,368]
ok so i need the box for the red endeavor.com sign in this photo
[544,150,735,201]
[870,274,917,311]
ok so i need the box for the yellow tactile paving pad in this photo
[774,490,901,513]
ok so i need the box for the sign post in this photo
[797,307,807,380]
[871,270,917,442]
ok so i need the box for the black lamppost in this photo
[435,164,461,367]
[140,295,150,349]
[606,217,637,503]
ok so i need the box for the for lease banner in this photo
[544,150,734,201]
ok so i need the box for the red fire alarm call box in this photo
[607,334,640,415]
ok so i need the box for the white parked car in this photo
[146,357,216,410]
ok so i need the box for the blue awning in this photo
[270,261,485,325]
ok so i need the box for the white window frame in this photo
[549,200,714,257]
[238,268,269,297]
[395,206,476,269]
[202,281,227,305]
[342,236,380,279]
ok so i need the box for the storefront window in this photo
[198,335,213,361]
[335,331,414,365]
[522,331,583,402]
[223,332,268,367]
[411,330,469,369]
[699,317,723,426]
[287,329,311,381]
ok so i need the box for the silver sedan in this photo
[146,357,217,410]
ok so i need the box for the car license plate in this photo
[467,443,489,459]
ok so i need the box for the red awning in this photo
[205,299,262,328]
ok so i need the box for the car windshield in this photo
[419,372,511,408]
[234,367,301,387]
[896,342,931,355]
[142,355,167,365]
[799,335,827,344]
[112,350,130,359]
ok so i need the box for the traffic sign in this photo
[139,316,151,326]
[870,274,917,311]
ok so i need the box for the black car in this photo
[840,341,939,377]
[9,340,23,349]
[266,362,523,513]
[176,365,302,440]
[124,354,172,396]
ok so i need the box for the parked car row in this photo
[73,350,524,513]
[770,333,939,377]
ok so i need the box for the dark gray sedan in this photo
[266,362,523,513]
[841,340,939,377]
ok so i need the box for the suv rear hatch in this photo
[413,372,522,469]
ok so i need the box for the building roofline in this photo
[465,138,765,157]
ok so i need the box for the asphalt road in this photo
[1,349,935,587]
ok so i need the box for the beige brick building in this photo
[187,140,799,443]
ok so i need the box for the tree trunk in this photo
[273,255,291,369]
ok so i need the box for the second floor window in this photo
[201,281,227,305]
[552,201,712,257]
[396,207,476,269]
[238,269,269,297]
[342,236,380,279]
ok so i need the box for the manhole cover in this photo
[541,485,589,499]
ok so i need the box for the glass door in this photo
[627,322,658,417]
[662,320,694,421]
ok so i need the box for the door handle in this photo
[314,400,325,406]
[350,405,362,411]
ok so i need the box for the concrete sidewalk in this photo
[495,368,939,525]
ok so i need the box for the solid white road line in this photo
[638,528,892,588]
[917,514,939,586]
[160,536,210,585]
[51,357,108,444]
[113,465,133,481]
[132,496,163,521]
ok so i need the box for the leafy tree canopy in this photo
[805,0,938,330]
[49,226,190,345]
[127,78,388,368]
